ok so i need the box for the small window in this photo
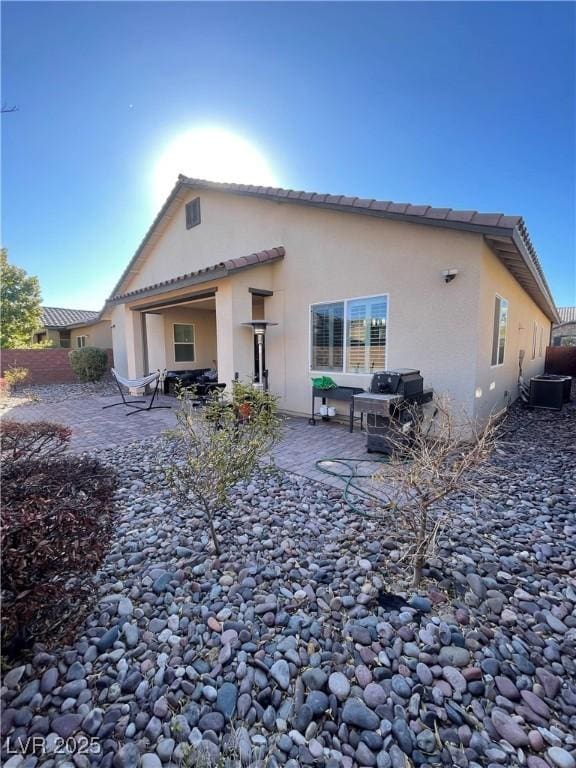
[538,326,544,357]
[76,335,87,348]
[185,197,201,229]
[173,323,195,362]
[491,296,508,366]
[59,329,71,349]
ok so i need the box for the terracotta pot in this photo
[237,402,252,420]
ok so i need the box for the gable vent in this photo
[185,197,201,229]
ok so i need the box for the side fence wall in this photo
[544,346,576,377]
[0,348,114,384]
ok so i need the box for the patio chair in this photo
[103,368,171,416]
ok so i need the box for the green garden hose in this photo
[314,456,393,518]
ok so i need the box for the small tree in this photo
[0,249,43,348]
[374,396,498,587]
[166,383,282,555]
[69,346,108,382]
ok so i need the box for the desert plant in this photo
[180,722,278,767]
[3,365,29,390]
[166,383,282,555]
[1,425,116,656]
[0,420,72,465]
[373,396,498,586]
[68,346,108,382]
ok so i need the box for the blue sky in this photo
[2,1,575,309]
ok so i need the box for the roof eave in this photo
[107,179,187,300]
[180,178,519,239]
[107,176,559,324]
[511,229,560,323]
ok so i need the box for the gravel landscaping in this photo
[19,379,117,404]
[0,380,118,414]
[1,399,575,768]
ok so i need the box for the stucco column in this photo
[124,307,145,380]
[145,313,167,373]
[215,282,254,389]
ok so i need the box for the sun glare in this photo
[152,126,279,205]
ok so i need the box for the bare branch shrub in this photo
[1,426,116,656]
[0,419,72,466]
[166,382,282,555]
[373,395,498,586]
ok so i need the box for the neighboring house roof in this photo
[107,176,559,322]
[556,306,576,325]
[109,247,285,303]
[41,307,100,328]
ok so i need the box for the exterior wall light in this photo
[442,269,459,283]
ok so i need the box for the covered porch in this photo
[109,247,284,394]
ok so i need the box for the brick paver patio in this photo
[2,392,381,487]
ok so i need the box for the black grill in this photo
[356,369,433,454]
[370,369,427,402]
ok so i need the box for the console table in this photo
[309,385,365,432]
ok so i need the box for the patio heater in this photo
[242,321,278,391]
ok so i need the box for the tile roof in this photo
[106,176,558,322]
[110,246,285,302]
[179,176,525,231]
[41,307,100,327]
[557,306,576,324]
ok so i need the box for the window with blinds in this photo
[310,295,388,373]
[346,296,387,373]
[311,303,344,371]
[491,296,508,366]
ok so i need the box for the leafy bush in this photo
[0,420,71,464]
[3,365,29,390]
[68,346,108,382]
[167,383,282,555]
[27,339,55,349]
[1,421,116,656]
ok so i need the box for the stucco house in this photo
[552,307,576,347]
[33,307,112,349]
[105,177,558,422]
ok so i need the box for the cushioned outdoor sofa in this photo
[163,368,226,400]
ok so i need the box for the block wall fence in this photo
[545,346,576,377]
[0,348,114,384]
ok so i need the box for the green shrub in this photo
[4,366,29,390]
[68,346,108,382]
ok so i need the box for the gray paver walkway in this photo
[2,393,179,451]
[2,393,381,487]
